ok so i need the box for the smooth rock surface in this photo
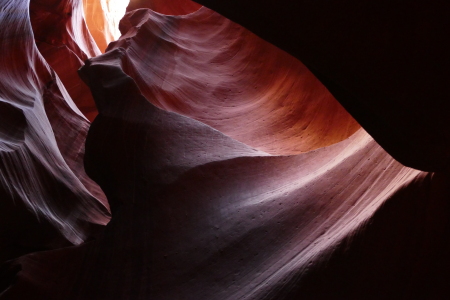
[195,0,450,171]
[1,0,450,299]
[3,46,450,300]
[0,0,109,263]
[111,8,360,155]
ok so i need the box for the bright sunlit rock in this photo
[101,0,130,41]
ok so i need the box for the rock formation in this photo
[1,0,450,299]
[0,0,109,265]
[195,0,450,172]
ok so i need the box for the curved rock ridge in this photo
[126,0,202,15]
[2,0,450,299]
[109,8,360,155]
[4,47,450,300]
[194,0,450,172]
[30,0,100,59]
[0,0,109,261]
[31,0,101,120]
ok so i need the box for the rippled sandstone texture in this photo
[1,0,450,299]
[111,8,360,155]
[0,0,109,265]
[195,0,450,172]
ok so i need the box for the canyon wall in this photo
[1,0,450,299]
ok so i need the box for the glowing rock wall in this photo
[0,0,109,264]
[1,0,450,299]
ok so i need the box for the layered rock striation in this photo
[1,0,450,299]
[0,0,109,263]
